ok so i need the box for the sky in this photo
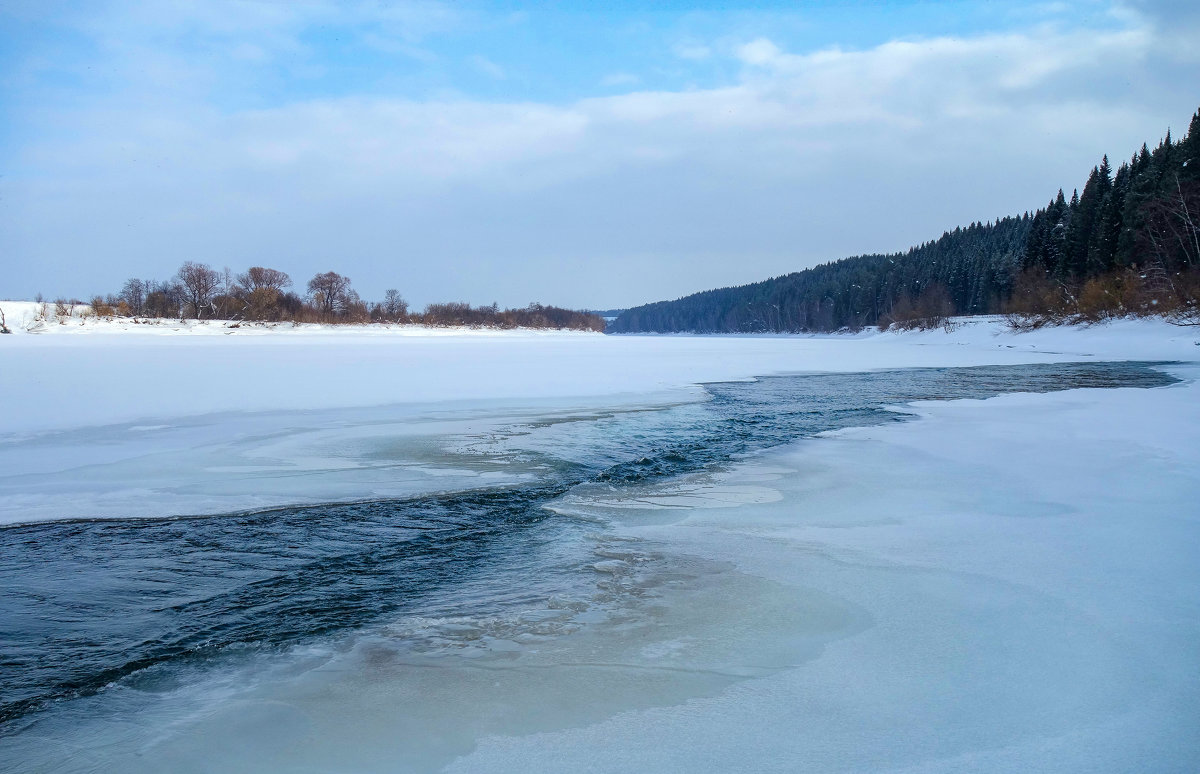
[1,0,1198,310]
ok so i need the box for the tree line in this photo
[611,106,1200,333]
[1009,110,1200,325]
[68,265,604,331]
[612,216,1030,333]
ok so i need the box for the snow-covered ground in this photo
[1,304,1196,524]
[2,306,1198,772]
[0,300,590,338]
[446,365,1200,773]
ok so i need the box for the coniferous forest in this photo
[611,107,1200,333]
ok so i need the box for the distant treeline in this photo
[612,107,1200,333]
[61,266,604,331]
[417,301,606,330]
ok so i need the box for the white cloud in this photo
[3,5,1198,309]
[736,38,783,67]
[600,72,641,88]
[469,54,506,80]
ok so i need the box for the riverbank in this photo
[2,314,1196,433]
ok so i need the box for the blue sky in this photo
[2,0,1198,308]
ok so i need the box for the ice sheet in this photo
[2,314,1197,524]
[7,363,1193,773]
[447,364,1200,773]
[2,310,1196,436]
[1,315,1196,772]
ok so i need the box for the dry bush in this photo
[1077,274,1124,321]
[1003,269,1079,329]
[1166,268,1200,324]
[245,287,281,321]
[884,284,954,331]
[89,296,115,318]
[1004,265,1200,328]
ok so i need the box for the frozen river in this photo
[2,359,1196,773]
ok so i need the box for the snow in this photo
[0,300,589,338]
[445,363,1200,773]
[2,303,1198,771]
[1,305,1198,524]
[1,303,1195,439]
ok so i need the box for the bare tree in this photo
[230,267,291,321]
[382,289,407,321]
[177,262,222,319]
[239,266,292,293]
[342,289,370,322]
[307,271,352,318]
[120,278,146,315]
[1145,176,1200,269]
[144,281,183,319]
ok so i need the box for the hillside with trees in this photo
[612,108,1200,333]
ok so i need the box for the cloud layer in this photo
[2,1,1197,308]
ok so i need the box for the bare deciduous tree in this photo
[1140,175,1200,270]
[307,271,352,318]
[120,278,146,315]
[235,267,293,321]
[238,266,292,293]
[177,262,221,319]
[382,289,407,321]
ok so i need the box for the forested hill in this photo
[611,107,1200,333]
[611,217,1031,333]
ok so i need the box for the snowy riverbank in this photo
[2,311,1196,433]
[1,315,1197,524]
[0,301,599,338]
